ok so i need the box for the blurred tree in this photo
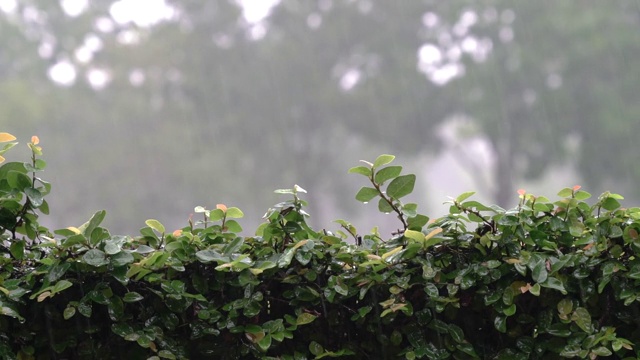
[1,0,639,233]
[448,1,640,205]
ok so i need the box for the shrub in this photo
[1,133,640,359]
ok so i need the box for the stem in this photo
[369,174,408,231]
[456,202,494,231]
[338,225,359,244]
[11,151,39,240]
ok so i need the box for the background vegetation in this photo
[2,1,639,236]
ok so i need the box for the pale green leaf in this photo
[455,191,476,203]
[355,187,379,203]
[225,207,244,218]
[145,219,165,234]
[373,154,395,168]
[348,166,372,176]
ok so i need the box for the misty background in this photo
[2,0,639,236]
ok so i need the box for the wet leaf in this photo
[145,219,165,234]
[348,166,372,176]
[455,191,476,203]
[83,249,109,267]
[226,207,244,218]
[494,315,507,333]
[123,292,144,303]
[373,154,395,168]
[571,307,592,333]
[375,165,402,184]
[387,174,416,200]
[295,313,317,325]
[63,306,76,320]
[355,187,379,203]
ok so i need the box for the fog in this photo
[3,0,639,237]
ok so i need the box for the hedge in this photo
[1,132,640,359]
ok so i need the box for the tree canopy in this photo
[1,0,638,233]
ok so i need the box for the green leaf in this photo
[83,249,109,267]
[47,262,71,283]
[590,347,612,357]
[63,306,76,320]
[541,277,567,294]
[196,250,225,263]
[574,190,591,200]
[348,166,372,176]
[226,207,244,218]
[502,287,515,305]
[571,307,592,333]
[569,222,584,237]
[1,306,25,322]
[53,280,73,294]
[374,166,402,185]
[355,187,379,203]
[455,191,476,203]
[456,343,479,358]
[402,203,418,217]
[557,188,573,197]
[387,174,416,200]
[404,230,425,242]
[158,350,177,359]
[249,261,276,275]
[601,197,621,211]
[145,219,165,234]
[448,324,465,343]
[381,246,403,261]
[503,304,516,316]
[378,198,394,213]
[277,248,296,268]
[258,334,271,351]
[334,282,348,296]
[7,170,31,190]
[111,252,134,267]
[40,199,50,214]
[224,219,243,233]
[309,341,324,356]
[295,313,317,325]
[78,302,92,318]
[104,240,123,256]
[408,214,430,229]
[80,210,107,237]
[494,314,507,333]
[122,292,144,303]
[223,237,244,255]
[425,283,439,298]
[135,245,155,254]
[373,154,395,168]
[24,188,43,207]
[209,209,225,221]
[10,240,25,260]
[532,262,548,283]
[111,323,134,337]
[557,298,573,316]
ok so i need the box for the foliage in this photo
[2,134,640,359]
